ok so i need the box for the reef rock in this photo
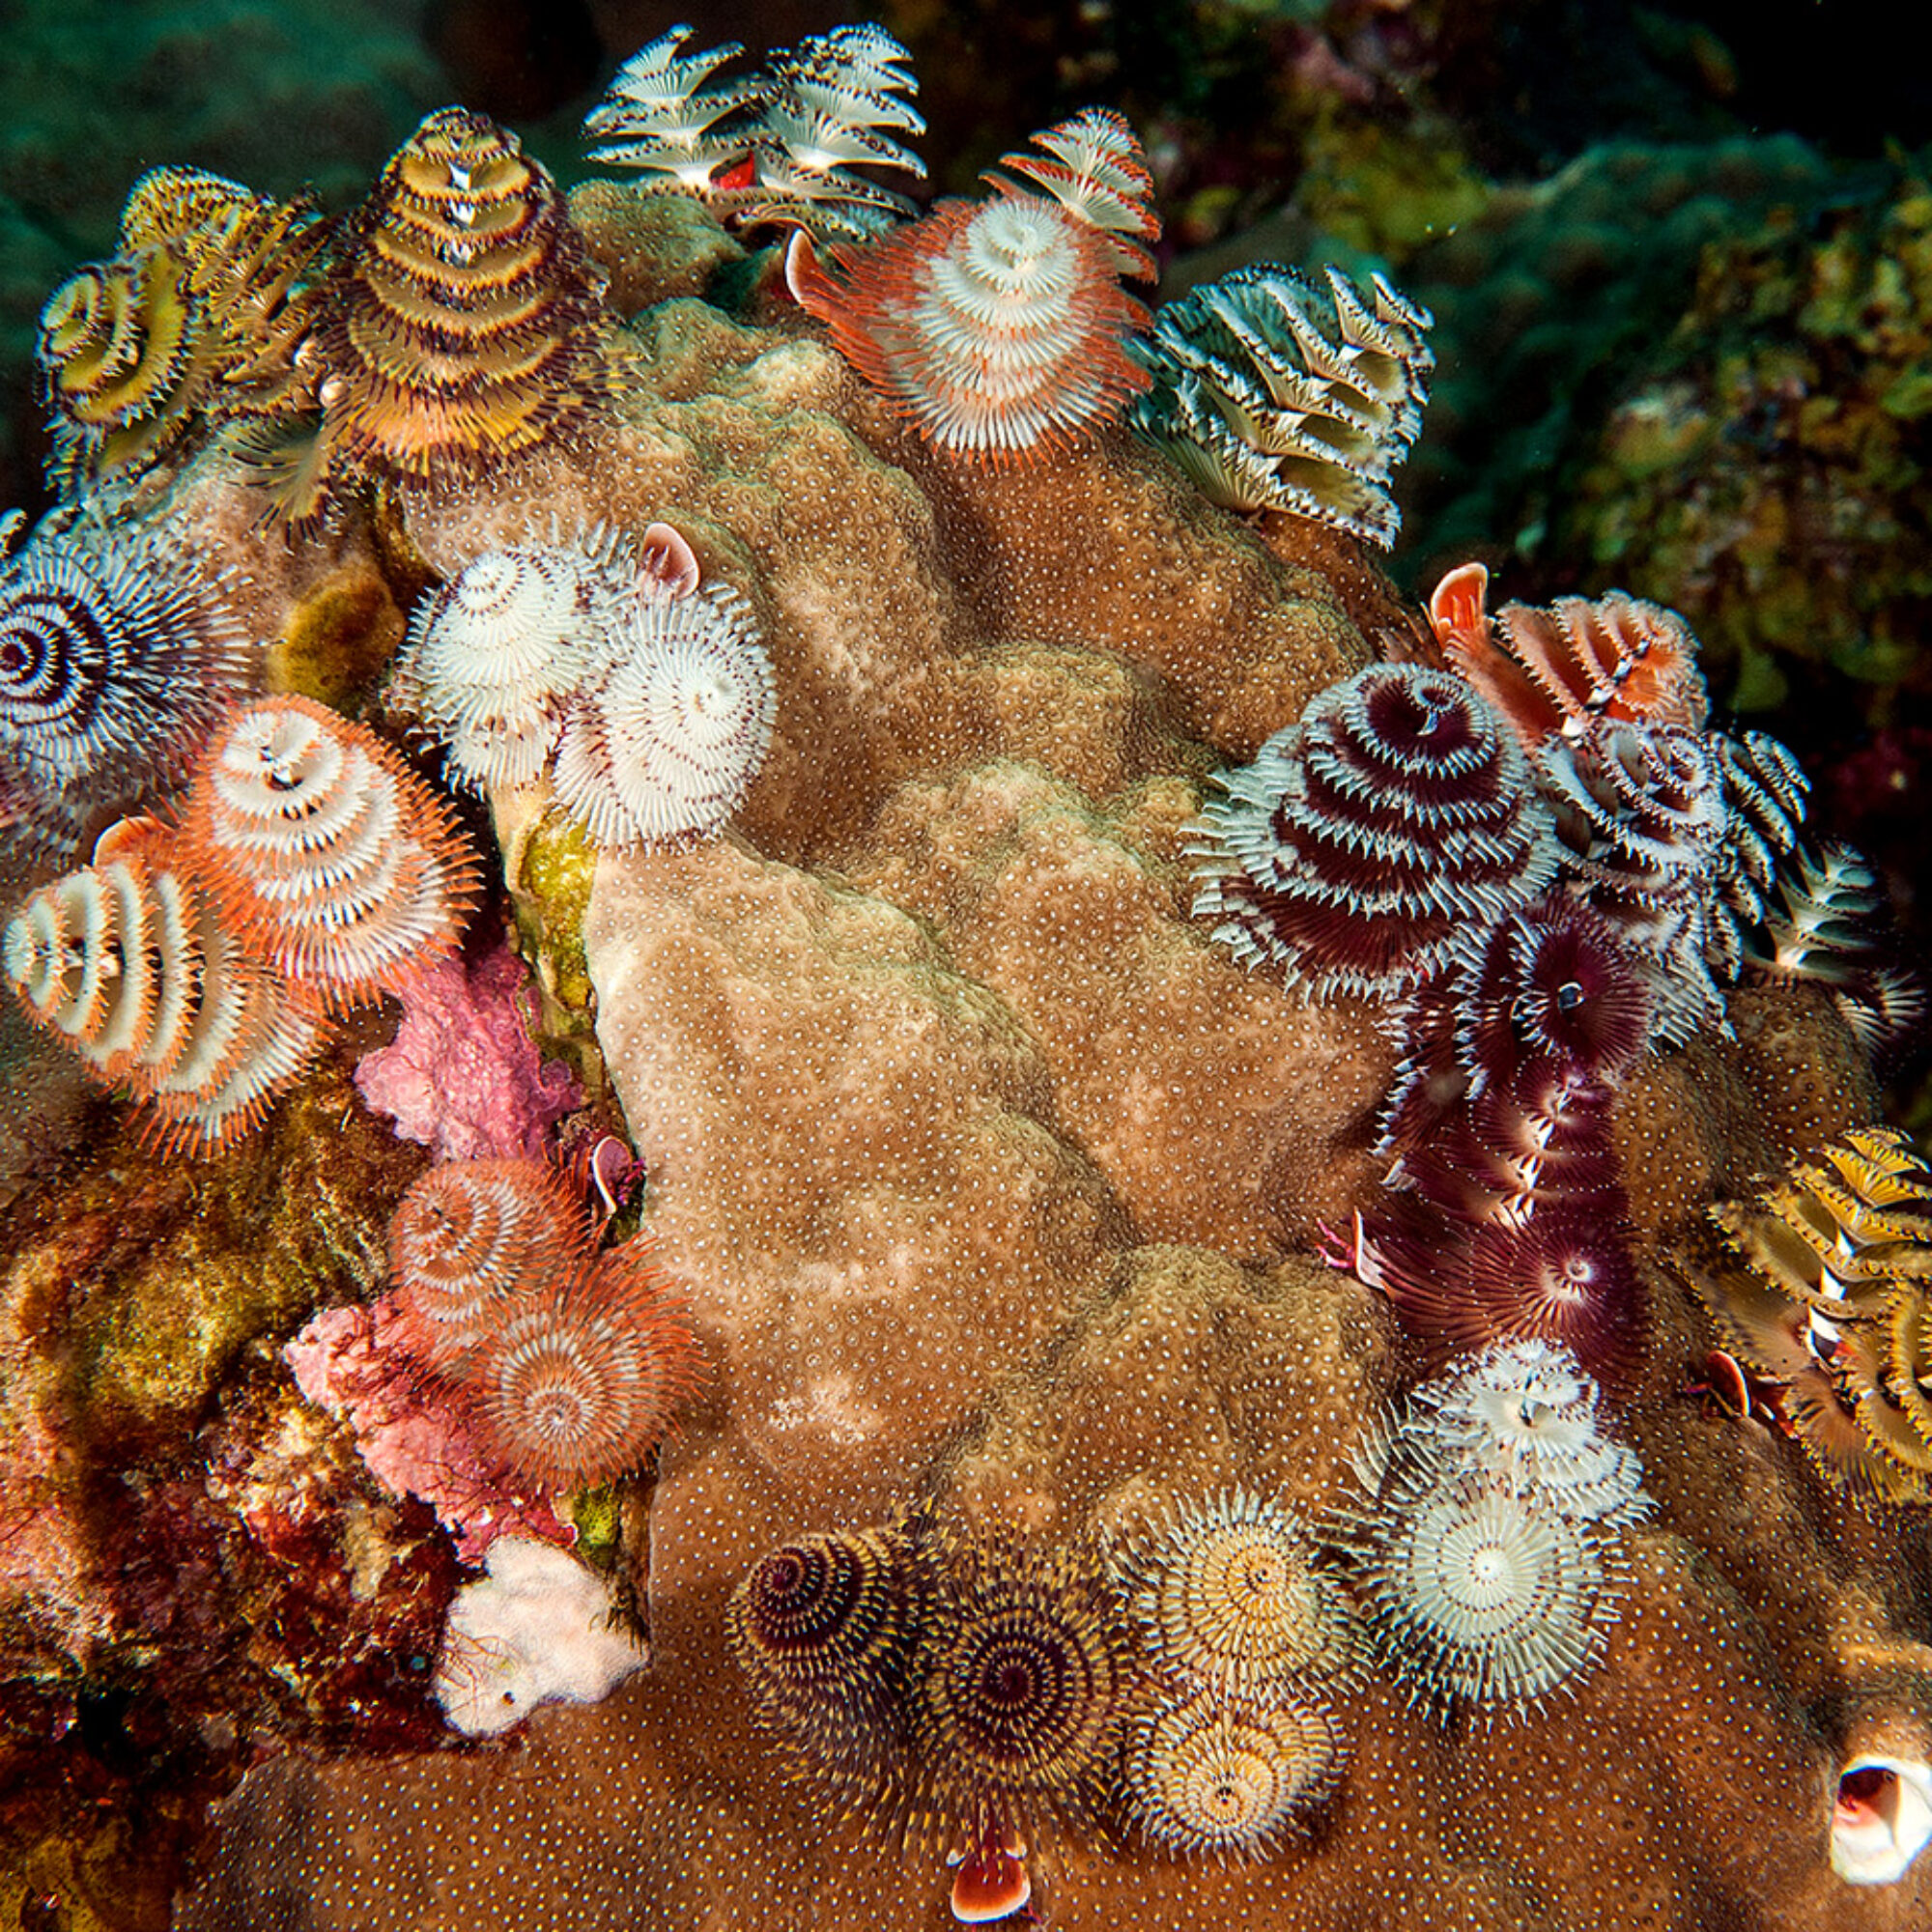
[0,30,1926,1932]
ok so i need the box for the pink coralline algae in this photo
[352,944,582,1162]
[284,1301,572,1565]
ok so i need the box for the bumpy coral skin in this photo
[1,56,1926,1932]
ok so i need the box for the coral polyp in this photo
[1112,1490,1356,1699]
[1123,1688,1345,1861]
[1191,663,1559,1000]
[182,696,479,1005]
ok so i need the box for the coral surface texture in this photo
[0,22,1929,1932]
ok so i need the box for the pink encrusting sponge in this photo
[786,108,1160,463]
[181,696,480,1008]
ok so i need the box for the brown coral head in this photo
[1115,1491,1356,1699]
[726,1525,927,1704]
[1191,664,1560,1002]
[910,1541,1123,1847]
[1123,1688,1345,1861]
[387,1158,590,1371]
[470,1242,702,1492]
